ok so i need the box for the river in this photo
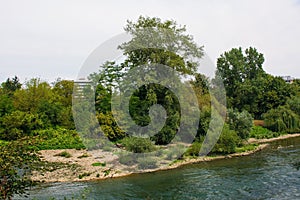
[18,136,300,199]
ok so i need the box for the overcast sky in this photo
[1,0,300,83]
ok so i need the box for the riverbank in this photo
[31,133,300,183]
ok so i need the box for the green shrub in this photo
[184,141,202,157]
[211,124,240,154]
[91,162,106,167]
[227,109,253,140]
[32,128,85,150]
[54,151,72,158]
[103,169,111,176]
[250,126,279,139]
[120,137,156,153]
[235,144,258,153]
[78,172,91,179]
[0,111,45,140]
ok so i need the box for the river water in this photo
[19,137,300,199]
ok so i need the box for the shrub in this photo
[0,111,44,140]
[32,128,85,150]
[184,141,202,157]
[227,109,253,140]
[91,162,106,167]
[211,124,240,154]
[78,172,91,179]
[103,169,111,176]
[120,137,156,153]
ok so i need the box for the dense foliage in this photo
[0,138,42,199]
[216,47,293,119]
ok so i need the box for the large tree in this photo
[91,16,204,144]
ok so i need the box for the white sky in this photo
[0,0,300,83]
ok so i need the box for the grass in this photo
[54,151,72,158]
[0,140,9,147]
[31,128,85,150]
[235,144,258,153]
[250,126,282,139]
[91,162,106,167]
[103,169,111,177]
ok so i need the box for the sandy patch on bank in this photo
[31,149,133,182]
[248,133,300,144]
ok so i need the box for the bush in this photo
[227,109,253,140]
[32,128,85,150]
[91,162,106,167]
[78,172,91,179]
[235,144,257,153]
[211,124,240,154]
[0,111,44,140]
[184,141,202,157]
[120,137,156,153]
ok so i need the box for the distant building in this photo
[73,78,93,99]
[280,76,294,84]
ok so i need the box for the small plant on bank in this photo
[103,169,111,177]
[91,162,106,167]
[235,144,258,153]
[78,172,91,179]
[54,151,72,158]
[184,141,202,158]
